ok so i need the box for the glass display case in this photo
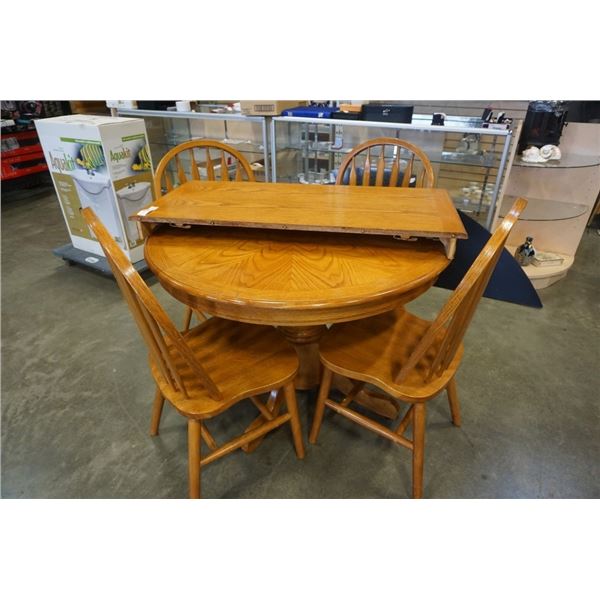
[498,122,600,288]
[270,114,514,229]
[117,108,270,181]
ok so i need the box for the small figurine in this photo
[539,144,562,161]
[515,236,536,266]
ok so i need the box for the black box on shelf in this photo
[331,111,363,120]
[362,104,414,123]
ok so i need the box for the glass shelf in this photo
[498,195,589,221]
[275,145,499,169]
[512,154,600,169]
[435,150,498,168]
[118,107,270,181]
[118,108,264,123]
[149,137,265,153]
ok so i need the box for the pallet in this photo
[53,244,148,277]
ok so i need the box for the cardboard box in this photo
[35,115,155,262]
[240,100,307,116]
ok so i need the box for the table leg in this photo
[278,324,401,419]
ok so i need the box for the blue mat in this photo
[434,211,543,308]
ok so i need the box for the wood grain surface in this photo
[81,206,305,499]
[144,225,450,327]
[309,197,528,498]
[152,140,257,332]
[131,181,467,243]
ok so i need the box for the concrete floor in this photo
[1,183,599,498]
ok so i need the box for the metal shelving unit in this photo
[114,108,515,230]
[117,108,270,182]
[270,115,514,229]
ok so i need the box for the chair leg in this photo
[446,377,461,427]
[283,382,305,459]
[309,366,333,444]
[188,419,202,499]
[412,403,426,499]
[150,387,165,436]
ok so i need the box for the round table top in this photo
[145,225,450,327]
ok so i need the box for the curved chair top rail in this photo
[336,137,435,188]
[153,139,256,198]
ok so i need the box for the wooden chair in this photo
[309,197,527,498]
[82,207,304,499]
[336,137,435,188]
[153,139,256,332]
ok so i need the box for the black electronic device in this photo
[332,111,363,120]
[362,104,414,123]
[431,112,445,126]
[481,107,493,122]
[517,101,568,154]
[137,101,177,111]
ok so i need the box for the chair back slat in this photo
[362,148,371,186]
[375,146,386,186]
[163,171,173,193]
[189,149,200,180]
[336,137,435,188]
[389,152,400,187]
[427,273,488,380]
[110,260,180,391]
[235,163,243,181]
[139,300,189,396]
[401,155,414,187]
[221,151,230,182]
[153,139,255,196]
[82,207,223,401]
[394,197,527,385]
[175,155,187,185]
[205,148,215,180]
[349,158,358,185]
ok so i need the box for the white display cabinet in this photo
[497,122,600,288]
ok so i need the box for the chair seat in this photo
[319,308,463,401]
[151,318,298,418]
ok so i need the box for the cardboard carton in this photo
[36,115,155,262]
[240,100,307,116]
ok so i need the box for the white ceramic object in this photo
[540,144,562,160]
[521,146,548,163]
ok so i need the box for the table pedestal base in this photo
[280,324,401,419]
[242,323,402,454]
[279,325,326,390]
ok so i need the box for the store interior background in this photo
[3,4,598,596]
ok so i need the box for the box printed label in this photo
[109,133,155,248]
[51,173,94,240]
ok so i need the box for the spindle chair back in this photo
[336,137,435,188]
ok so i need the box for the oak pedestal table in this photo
[134,181,466,437]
